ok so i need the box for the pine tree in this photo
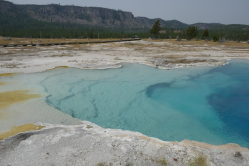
[202,28,209,39]
[150,20,161,39]
[186,26,198,40]
[90,29,93,38]
[86,28,89,38]
[213,34,218,42]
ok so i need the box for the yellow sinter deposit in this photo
[0,82,6,86]
[47,66,68,70]
[0,73,15,77]
[0,90,40,110]
[0,124,45,140]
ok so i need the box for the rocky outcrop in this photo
[22,5,141,28]
[1,122,249,166]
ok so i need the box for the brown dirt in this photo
[0,38,129,45]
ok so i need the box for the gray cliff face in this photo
[22,5,141,28]
[0,0,18,14]
[0,1,141,28]
[1,122,249,166]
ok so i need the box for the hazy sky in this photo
[10,0,249,25]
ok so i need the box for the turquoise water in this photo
[2,60,249,147]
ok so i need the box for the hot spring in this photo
[1,59,249,147]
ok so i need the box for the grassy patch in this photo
[150,157,168,166]
[97,163,108,166]
[158,158,168,165]
[51,54,73,57]
[188,155,208,166]
[114,57,122,60]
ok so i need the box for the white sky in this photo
[9,0,249,25]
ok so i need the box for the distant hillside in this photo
[135,17,189,29]
[1,0,249,30]
[0,0,189,29]
[0,0,140,28]
[190,23,224,29]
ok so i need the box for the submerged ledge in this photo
[0,122,248,166]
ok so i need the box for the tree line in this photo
[149,20,249,42]
[1,14,249,42]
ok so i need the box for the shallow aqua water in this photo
[2,60,249,147]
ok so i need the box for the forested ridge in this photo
[0,0,248,41]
